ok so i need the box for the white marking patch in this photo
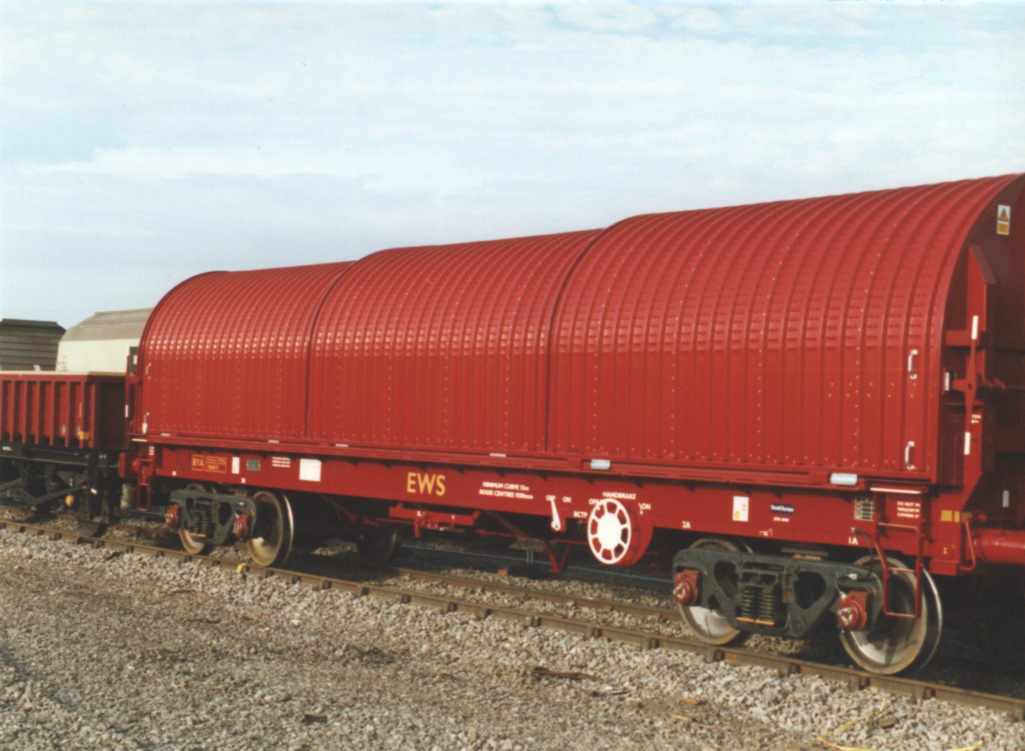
[231,456,240,475]
[479,481,533,500]
[896,500,922,520]
[299,458,322,482]
[732,495,750,523]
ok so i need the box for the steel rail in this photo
[1,518,1023,721]
[384,565,677,622]
[395,539,673,586]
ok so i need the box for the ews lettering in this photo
[406,472,447,497]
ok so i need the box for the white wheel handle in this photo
[587,498,633,565]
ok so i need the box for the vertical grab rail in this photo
[851,519,925,620]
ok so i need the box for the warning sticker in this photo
[997,204,1011,237]
[732,495,750,523]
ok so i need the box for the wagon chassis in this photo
[0,440,121,521]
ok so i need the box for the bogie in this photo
[672,539,945,675]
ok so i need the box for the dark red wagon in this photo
[3,173,1025,675]
[1,372,125,450]
[0,372,125,515]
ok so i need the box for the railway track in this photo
[374,562,675,623]
[2,516,1023,721]
[396,539,673,587]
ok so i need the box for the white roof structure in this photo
[57,308,152,373]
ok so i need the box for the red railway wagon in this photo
[3,174,1024,675]
[124,173,1025,674]
[0,372,125,516]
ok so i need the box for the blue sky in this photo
[2,1,1023,327]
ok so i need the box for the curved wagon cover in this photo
[140,262,352,440]
[307,231,601,452]
[550,175,1024,483]
[137,174,1025,489]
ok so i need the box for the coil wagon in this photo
[3,173,1024,675]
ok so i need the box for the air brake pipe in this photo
[974,528,1025,566]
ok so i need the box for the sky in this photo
[1,1,1024,328]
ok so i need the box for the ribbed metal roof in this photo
[141,263,352,440]
[549,174,1024,479]
[308,231,600,451]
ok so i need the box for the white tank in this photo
[57,308,152,373]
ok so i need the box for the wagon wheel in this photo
[179,483,213,556]
[247,490,295,568]
[838,555,943,675]
[678,538,750,647]
[357,527,402,567]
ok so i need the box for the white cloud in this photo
[21,146,487,195]
[553,4,657,33]
[3,222,156,238]
[669,8,724,34]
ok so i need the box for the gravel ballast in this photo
[1,526,1024,750]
